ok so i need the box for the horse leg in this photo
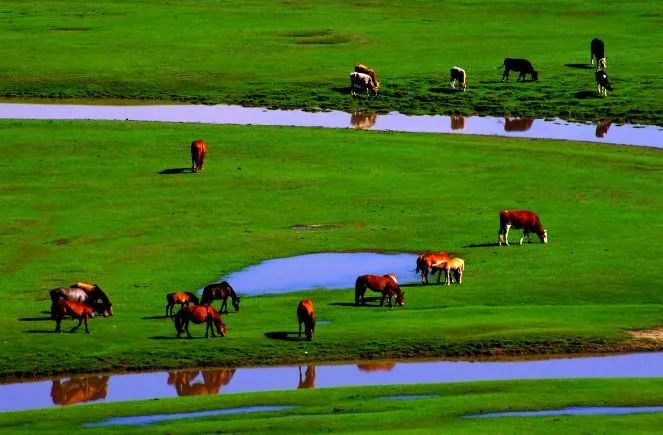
[55,316,62,333]
[166,303,171,317]
[185,319,192,338]
[83,315,89,334]
[298,320,302,339]
[71,317,83,332]
[222,298,228,314]
[380,293,386,307]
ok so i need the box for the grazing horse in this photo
[50,288,111,319]
[51,375,109,405]
[190,139,207,173]
[174,305,226,338]
[71,282,113,315]
[431,258,465,285]
[298,365,316,389]
[201,281,240,314]
[415,252,451,284]
[53,299,107,333]
[497,210,547,246]
[297,299,316,341]
[165,291,200,317]
[354,274,405,307]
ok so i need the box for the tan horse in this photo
[165,291,200,317]
[355,274,404,307]
[431,258,465,285]
[415,252,451,284]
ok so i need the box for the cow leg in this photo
[450,78,455,89]
[502,70,509,82]
[504,224,511,245]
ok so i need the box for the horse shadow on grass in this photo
[24,329,60,334]
[159,168,192,175]
[574,90,598,99]
[149,335,209,340]
[329,297,391,308]
[464,242,499,248]
[18,316,52,322]
[565,63,595,69]
[264,331,305,341]
[142,315,169,320]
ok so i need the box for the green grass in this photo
[0,120,661,380]
[1,379,662,433]
[0,1,661,124]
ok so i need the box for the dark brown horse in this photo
[297,299,316,341]
[201,281,240,314]
[51,375,109,405]
[71,282,113,315]
[415,252,451,284]
[165,291,200,317]
[355,274,404,307]
[50,286,112,318]
[52,299,109,333]
[174,305,226,338]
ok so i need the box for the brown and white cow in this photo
[354,63,378,84]
[497,210,547,245]
[450,66,467,91]
[350,72,380,95]
[191,139,207,173]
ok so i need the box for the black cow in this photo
[499,58,538,82]
[590,38,605,66]
[595,68,613,97]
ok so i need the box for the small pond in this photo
[1,352,661,413]
[465,406,663,419]
[217,252,419,295]
[0,103,660,147]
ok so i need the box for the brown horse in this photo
[53,299,107,333]
[174,305,226,338]
[51,286,112,318]
[297,299,316,341]
[201,281,240,314]
[71,282,113,315]
[415,252,451,284]
[190,139,207,173]
[355,274,405,307]
[51,375,109,405]
[165,291,200,317]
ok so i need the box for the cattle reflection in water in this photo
[504,116,534,132]
[297,366,316,389]
[51,375,109,406]
[450,115,466,131]
[356,362,396,372]
[595,120,611,138]
[167,369,236,396]
[351,112,378,129]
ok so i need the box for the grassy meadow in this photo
[0,0,661,124]
[0,379,662,433]
[0,120,661,380]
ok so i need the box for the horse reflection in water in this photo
[297,366,316,389]
[167,368,236,396]
[51,375,109,405]
[504,116,534,132]
[596,120,611,138]
[351,112,377,129]
[357,362,397,372]
[450,115,465,130]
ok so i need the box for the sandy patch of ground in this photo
[627,327,663,341]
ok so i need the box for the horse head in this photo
[396,291,405,306]
[94,302,112,317]
[215,319,226,337]
[232,295,240,312]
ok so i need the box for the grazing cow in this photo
[595,68,613,97]
[598,57,607,69]
[351,111,378,129]
[297,299,316,341]
[450,66,467,91]
[416,252,451,284]
[595,119,611,138]
[504,116,534,132]
[499,58,539,82]
[350,72,380,96]
[190,139,207,173]
[431,258,465,285]
[497,210,547,246]
[354,63,378,84]
[590,38,605,66]
[165,291,200,317]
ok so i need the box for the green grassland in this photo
[0,120,661,380]
[0,0,662,124]
[1,379,662,433]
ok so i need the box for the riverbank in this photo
[0,1,661,125]
[0,120,661,381]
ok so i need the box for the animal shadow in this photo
[149,335,195,340]
[565,63,595,70]
[331,86,352,94]
[330,297,384,308]
[159,168,192,175]
[18,317,52,322]
[429,87,457,94]
[574,90,598,99]
[142,315,169,320]
[464,243,498,248]
[264,331,302,341]
[24,329,61,334]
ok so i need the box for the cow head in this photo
[599,58,607,69]
[539,229,548,244]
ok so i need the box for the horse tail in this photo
[354,276,365,304]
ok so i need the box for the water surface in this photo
[1,352,661,413]
[0,103,660,148]
[466,406,663,418]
